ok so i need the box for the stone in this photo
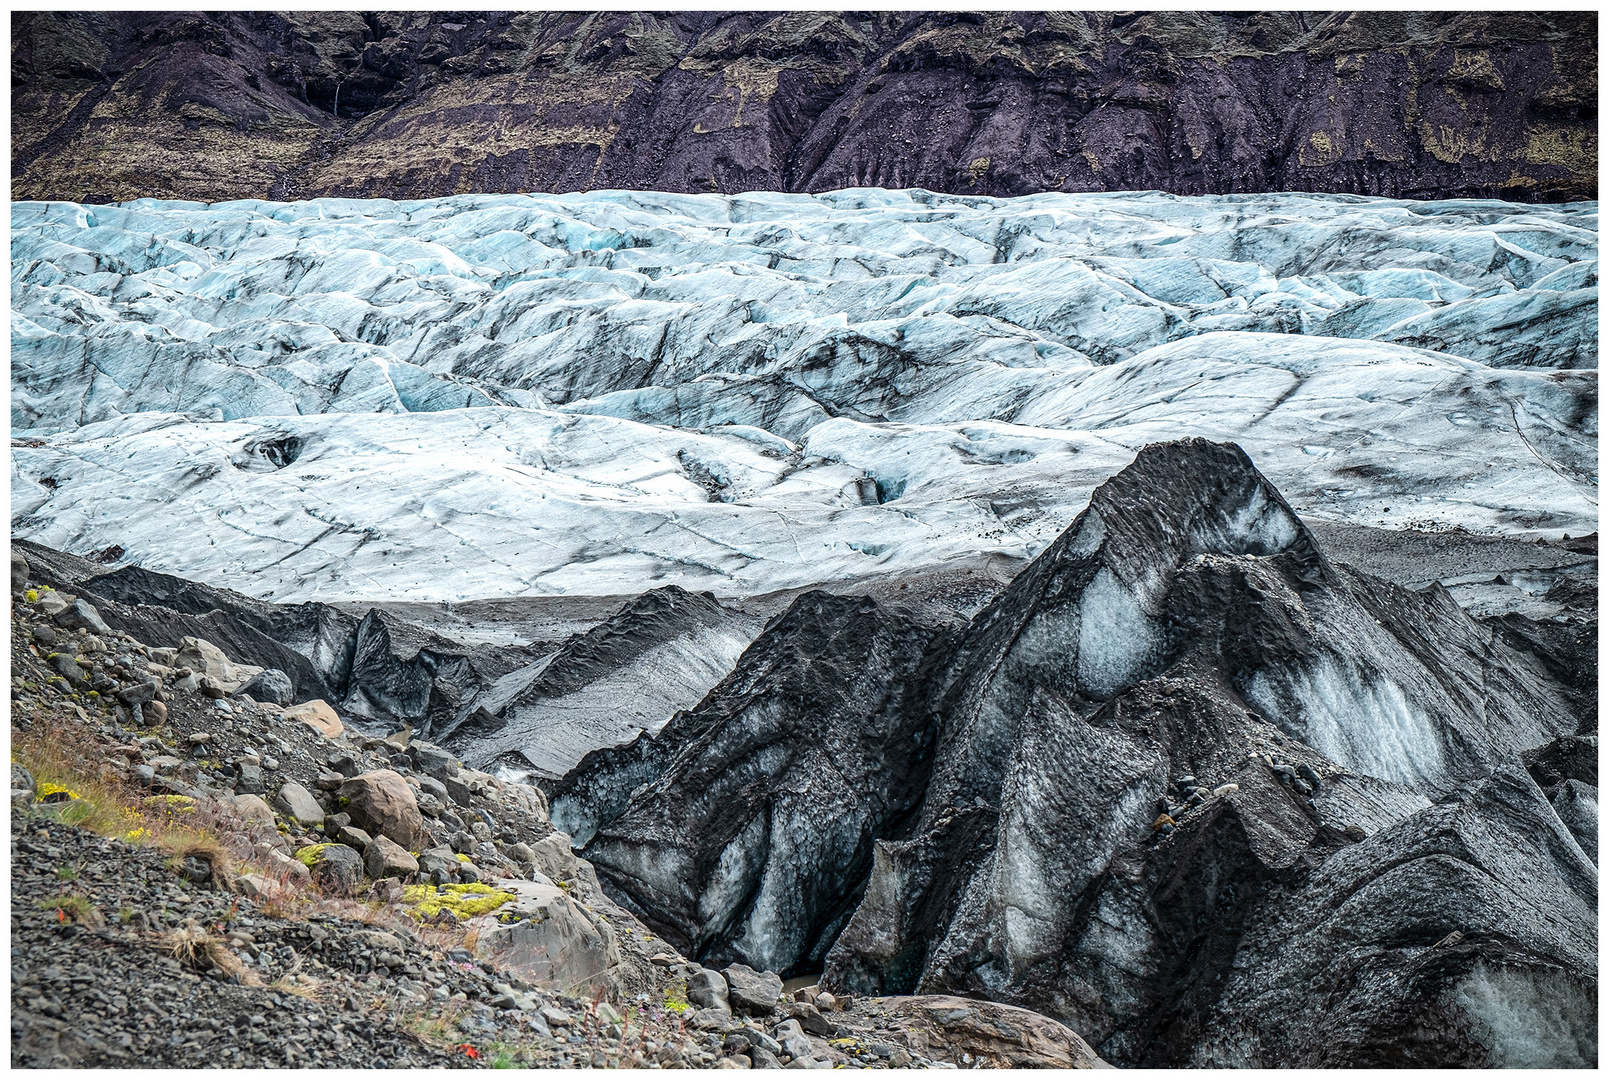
[11,763,35,795]
[11,550,28,591]
[29,623,56,646]
[443,774,473,806]
[232,793,276,827]
[315,770,345,791]
[187,732,212,746]
[197,676,227,699]
[540,1005,571,1029]
[300,843,364,893]
[687,967,732,1013]
[145,700,167,725]
[468,877,622,995]
[35,590,70,617]
[750,1047,785,1069]
[337,769,424,849]
[272,781,325,827]
[235,763,265,795]
[364,835,420,879]
[281,699,343,739]
[335,825,373,850]
[722,964,783,1017]
[417,845,460,884]
[410,742,459,778]
[786,1002,835,1037]
[527,830,579,883]
[173,635,260,692]
[235,873,273,900]
[53,597,111,634]
[115,680,159,707]
[237,668,294,706]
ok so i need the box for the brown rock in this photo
[877,995,1108,1069]
[337,769,424,849]
[364,834,420,879]
[281,699,343,739]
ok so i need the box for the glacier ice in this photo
[10,188,1597,601]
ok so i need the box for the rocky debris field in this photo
[8,546,1108,1069]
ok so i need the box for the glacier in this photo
[10,188,1598,602]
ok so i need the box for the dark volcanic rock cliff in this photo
[13,11,1597,204]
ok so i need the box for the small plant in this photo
[55,864,78,881]
[36,894,99,924]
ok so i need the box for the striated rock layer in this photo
[566,439,1596,1067]
[12,11,1597,206]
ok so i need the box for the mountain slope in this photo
[12,11,1597,205]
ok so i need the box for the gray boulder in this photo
[417,845,460,884]
[687,967,731,1013]
[272,781,324,827]
[54,597,110,634]
[304,843,364,894]
[722,963,783,1017]
[11,551,28,592]
[237,668,294,706]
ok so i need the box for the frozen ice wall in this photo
[10,189,1598,601]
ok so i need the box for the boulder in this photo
[468,878,621,996]
[417,845,460,884]
[35,590,70,617]
[174,635,261,693]
[687,967,732,1013]
[337,769,424,849]
[335,824,373,850]
[364,835,420,879]
[298,843,364,893]
[272,781,324,827]
[231,793,276,827]
[11,551,29,592]
[410,741,458,778]
[880,996,1108,1068]
[115,679,159,706]
[722,963,783,1016]
[237,668,294,706]
[527,830,579,883]
[53,597,111,634]
[282,699,343,739]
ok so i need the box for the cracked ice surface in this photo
[10,189,1597,601]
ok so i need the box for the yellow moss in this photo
[36,782,83,802]
[294,843,335,868]
[25,589,38,603]
[456,853,471,863]
[401,882,516,920]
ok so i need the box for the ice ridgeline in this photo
[10,189,1599,601]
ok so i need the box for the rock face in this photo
[569,438,1594,1067]
[12,11,1595,205]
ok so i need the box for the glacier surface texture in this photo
[10,188,1598,602]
